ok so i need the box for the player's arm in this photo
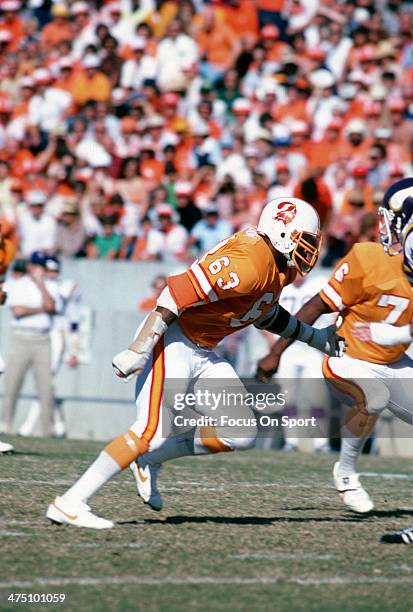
[352,320,413,346]
[256,295,340,381]
[112,286,179,380]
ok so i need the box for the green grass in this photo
[1,437,413,611]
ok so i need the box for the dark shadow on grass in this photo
[117,515,369,526]
[368,509,413,518]
[3,450,45,457]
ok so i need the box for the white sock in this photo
[338,436,366,477]
[62,451,120,503]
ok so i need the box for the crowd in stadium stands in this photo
[0,0,413,266]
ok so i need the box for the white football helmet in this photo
[257,197,321,275]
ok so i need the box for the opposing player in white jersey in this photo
[46,197,345,529]
[18,256,80,437]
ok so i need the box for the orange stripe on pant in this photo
[105,338,165,469]
[322,357,378,438]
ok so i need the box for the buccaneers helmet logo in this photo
[273,201,297,225]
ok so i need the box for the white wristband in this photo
[370,322,413,346]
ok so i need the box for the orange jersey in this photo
[168,228,296,348]
[319,242,413,365]
[0,236,15,278]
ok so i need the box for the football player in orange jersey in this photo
[47,197,345,529]
[0,230,16,454]
[258,240,413,514]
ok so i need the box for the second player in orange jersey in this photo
[258,240,413,514]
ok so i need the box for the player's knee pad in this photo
[221,423,258,451]
[363,382,390,414]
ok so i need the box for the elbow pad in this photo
[370,322,413,346]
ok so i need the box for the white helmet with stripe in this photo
[257,197,321,275]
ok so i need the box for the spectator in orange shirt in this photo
[218,0,259,41]
[70,55,111,106]
[197,6,240,82]
[308,118,343,170]
[10,76,33,119]
[138,274,167,312]
[40,4,73,51]
[54,59,77,95]
[341,164,374,214]
[139,144,165,190]
[260,24,288,63]
[0,0,24,52]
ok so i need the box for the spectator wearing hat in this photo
[18,255,81,438]
[1,251,61,437]
[216,136,249,186]
[197,6,240,84]
[341,164,374,214]
[260,23,288,63]
[40,3,73,50]
[120,37,157,93]
[189,122,221,169]
[56,200,87,258]
[156,18,198,91]
[339,119,372,162]
[144,204,188,262]
[28,69,72,133]
[308,69,339,140]
[174,181,202,232]
[267,161,293,199]
[189,204,232,254]
[0,1,24,52]
[19,190,57,258]
[11,76,34,122]
[70,55,111,106]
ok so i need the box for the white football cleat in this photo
[333,462,374,514]
[130,457,163,511]
[46,496,114,529]
[0,440,14,454]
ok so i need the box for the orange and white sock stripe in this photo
[105,338,165,469]
[199,425,233,454]
[322,357,377,437]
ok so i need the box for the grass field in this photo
[1,437,413,611]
